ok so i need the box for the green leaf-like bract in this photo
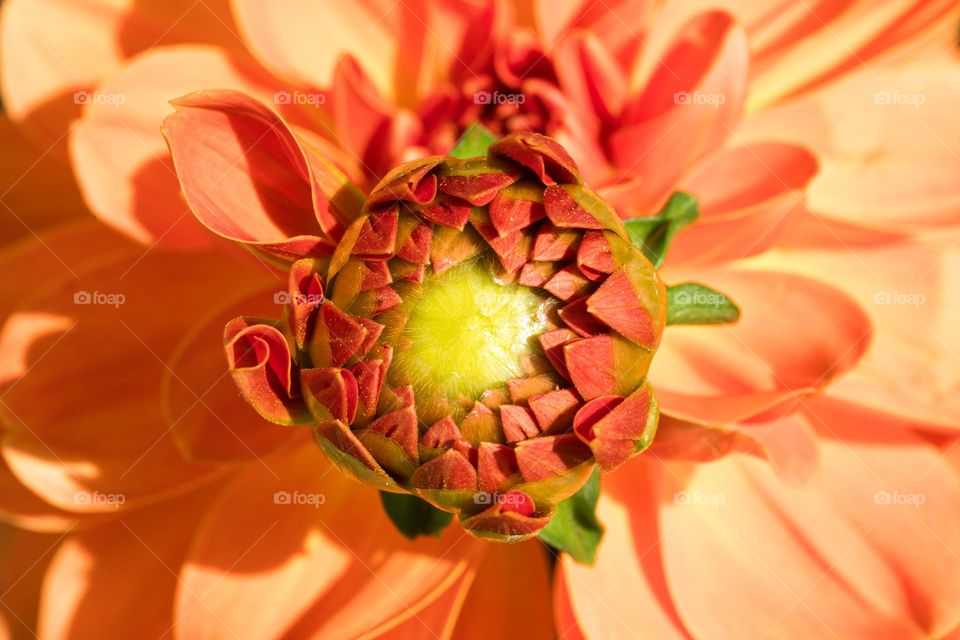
[538,467,603,564]
[624,191,699,268]
[380,492,454,539]
[449,123,498,160]
[666,282,741,325]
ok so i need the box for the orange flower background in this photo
[1,0,960,638]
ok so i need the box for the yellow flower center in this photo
[390,260,548,410]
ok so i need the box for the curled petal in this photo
[460,497,555,542]
[163,89,365,260]
[224,318,309,425]
[489,132,582,185]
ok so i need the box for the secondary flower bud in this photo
[226,132,666,541]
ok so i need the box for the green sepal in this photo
[666,282,741,325]
[449,123,499,160]
[380,492,454,539]
[624,191,699,268]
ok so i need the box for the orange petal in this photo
[0,0,241,149]
[534,0,652,57]
[69,45,292,248]
[0,523,58,638]
[0,224,268,511]
[162,88,364,258]
[667,142,818,267]
[651,269,871,424]
[0,456,83,532]
[559,456,692,639]
[650,412,819,485]
[0,115,86,244]
[39,482,225,639]
[608,10,748,214]
[165,290,299,463]
[176,443,483,639]
[451,541,555,640]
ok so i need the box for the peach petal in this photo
[0,0,241,149]
[651,269,871,424]
[231,0,401,100]
[746,0,958,110]
[0,523,57,638]
[746,67,960,234]
[749,240,960,431]
[668,142,818,267]
[659,426,960,638]
[559,456,691,639]
[70,46,291,248]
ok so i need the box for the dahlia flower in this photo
[1,1,959,639]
